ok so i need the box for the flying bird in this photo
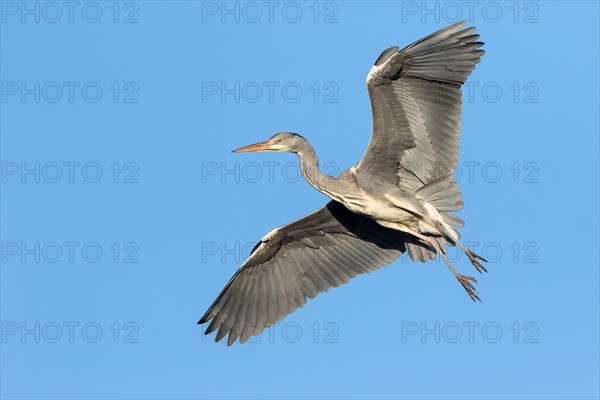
[200,21,487,345]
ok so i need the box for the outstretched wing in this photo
[357,21,485,191]
[199,201,413,346]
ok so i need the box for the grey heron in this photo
[199,21,487,345]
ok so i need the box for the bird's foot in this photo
[455,273,481,302]
[465,248,488,274]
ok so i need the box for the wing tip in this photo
[227,333,238,346]
[437,20,468,36]
[197,310,212,325]
[451,19,468,30]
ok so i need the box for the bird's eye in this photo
[275,139,282,143]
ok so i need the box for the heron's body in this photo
[300,160,445,237]
[200,21,488,345]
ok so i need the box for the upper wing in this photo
[357,21,485,191]
[198,201,413,345]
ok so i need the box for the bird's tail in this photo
[415,176,464,236]
[406,177,464,262]
[408,176,487,272]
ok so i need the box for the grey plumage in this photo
[201,202,415,345]
[199,21,487,345]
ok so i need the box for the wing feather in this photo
[358,21,484,192]
[198,201,410,345]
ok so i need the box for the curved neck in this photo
[296,144,341,200]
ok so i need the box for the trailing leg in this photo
[405,228,481,302]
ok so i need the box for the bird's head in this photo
[232,132,306,154]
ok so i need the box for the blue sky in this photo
[1,1,598,399]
